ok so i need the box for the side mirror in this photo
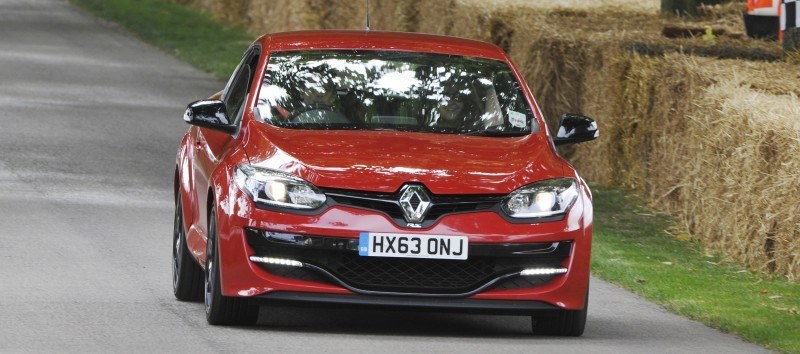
[553,113,598,146]
[183,100,236,134]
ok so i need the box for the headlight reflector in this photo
[234,165,326,210]
[502,178,578,219]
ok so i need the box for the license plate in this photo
[358,232,468,260]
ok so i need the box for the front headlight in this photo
[234,165,326,210]
[501,178,579,219]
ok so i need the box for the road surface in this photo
[0,0,770,352]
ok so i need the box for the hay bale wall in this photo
[599,55,800,279]
[173,0,800,281]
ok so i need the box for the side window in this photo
[222,50,259,125]
[223,66,251,124]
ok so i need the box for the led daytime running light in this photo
[520,267,568,276]
[249,256,303,267]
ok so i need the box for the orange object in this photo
[749,0,771,13]
[749,0,781,16]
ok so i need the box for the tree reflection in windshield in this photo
[256,50,538,136]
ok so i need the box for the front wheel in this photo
[205,206,259,326]
[173,198,203,301]
[531,286,588,336]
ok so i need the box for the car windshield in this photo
[256,50,538,136]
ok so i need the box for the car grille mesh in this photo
[331,254,496,292]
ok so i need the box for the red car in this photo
[172,30,598,335]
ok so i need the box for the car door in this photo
[192,48,259,241]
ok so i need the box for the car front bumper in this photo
[213,185,592,311]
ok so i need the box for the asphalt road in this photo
[0,0,771,353]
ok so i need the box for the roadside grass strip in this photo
[72,0,254,80]
[70,0,800,352]
[593,188,799,354]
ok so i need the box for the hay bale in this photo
[662,0,734,15]
[674,60,800,279]
[785,28,800,54]
[249,0,325,33]
[662,0,699,15]
[472,0,659,11]
[585,54,800,280]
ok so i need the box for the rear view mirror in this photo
[183,100,236,134]
[553,114,598,146]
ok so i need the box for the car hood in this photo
[244,124,565,194]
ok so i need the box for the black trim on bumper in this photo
[300,263,522,298]
[246,228,571,296]
[257,291,559,315]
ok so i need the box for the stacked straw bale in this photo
[592,54,800,280]
[173,0,800,281]
[670,58,800,278]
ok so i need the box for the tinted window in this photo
[257,50,538,136]
[223,65,252,124]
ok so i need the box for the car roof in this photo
[259,30,507,61]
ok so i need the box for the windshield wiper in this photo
[462,130,528,137]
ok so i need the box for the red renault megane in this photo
[173,30,598,335]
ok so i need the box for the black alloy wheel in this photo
[173,198,203,301]
[205,206,259,326]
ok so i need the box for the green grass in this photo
[593,188,800,353]
[69,0,800,351]
[71,0,254,79]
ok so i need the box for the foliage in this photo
[71,0,253,79]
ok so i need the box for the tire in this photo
[531,286,588,336]
[173,198,204,301]
[205,206,259,326]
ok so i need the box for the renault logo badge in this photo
[398,184,432,224]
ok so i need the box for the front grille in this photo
[330,254,496,293]
[425,198,498,220]
[246,229,570,295]
[321,187,504,226]
[325,190,404,219]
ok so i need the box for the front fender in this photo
[209,147,251,289]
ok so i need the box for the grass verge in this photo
[70,0,254,79]
[69,0,800,352]
[593,188,799,353]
